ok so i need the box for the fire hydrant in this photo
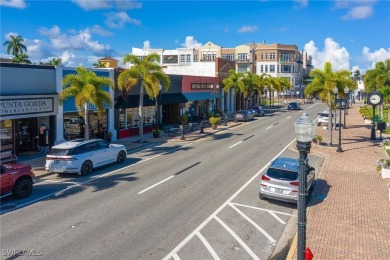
[305,247,313,260]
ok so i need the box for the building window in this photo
[261,53,263,59]
[123,107,156,129]
[180,55,186,62]
[237,65,247,73]
[281,65,291,73]
[265,53,268,60]
[265,65,268,73]
[194,54,198,62]
[260,65,264,73]
[281,53,290,62]
[222,54,235,60]
[270,53,275,60]
[237,53,248,61]
[270,65,275,73]
[186,54,191,62]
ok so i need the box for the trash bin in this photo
[377,122,387,131]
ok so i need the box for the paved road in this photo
[0,103,326,260]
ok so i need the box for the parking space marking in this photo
[229,203,276,243]
[214,216,260,260]
[37,179,78,185]
[196,231,220,260]
[231,203,292,224]
[172,253,180,260]
[137,176,174,195]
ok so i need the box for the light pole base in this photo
[336,147,343,152]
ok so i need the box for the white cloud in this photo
[38,25,61,37]
[334,0,376,20]
[72,0,142,11]
[105,11,141,28]
[91,25,113,36]
[342,5,373,19]
[293,0,308,8]
[143,40,150,50]
[362,47,390,69]
[304,38,350,71]
[5,32,19,39]
[180,36,202,48]
[238,25,258,33]
[0,0,27,9]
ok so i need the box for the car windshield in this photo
[266,168,298,181]
[319,113,329,117]
[48,148,71,156]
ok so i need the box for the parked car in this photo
[287,101,301,110]
[250,106,265,117]
[259,157,315,204]
[45,139,127,176]
[317,110,333,126]
[0,163,35,199]
[234,110,254,122]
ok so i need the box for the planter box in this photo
[381,168,390,179]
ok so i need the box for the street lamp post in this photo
[211,84,220,114]
[333,87,343,152]
[343,87,349,129]
[294,112,315,260]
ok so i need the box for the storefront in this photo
[0,95,58,155]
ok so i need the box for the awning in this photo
[115,93,187,108]
[183,92,222,101]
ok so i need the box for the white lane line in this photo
[172,253,180,260]
[231,203,292,224]
[37,179,78,185]
[229,141,242,149]
[287,116,292,119]
[229,203,276,243]
[137,176,174,195]
[1,143,194,215]
[163,138,296,260]
[196,231,220,260]
[214,216,260,260]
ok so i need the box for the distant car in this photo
[259,157,315,204]
[234,110,254,122]
[0,163,36,199]
[250,106,265,117]
[45,139,127,176]
[288,101,301,110]
[317,110,332,126]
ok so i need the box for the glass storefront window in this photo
[0,120,14,152]
[124,107,156,128]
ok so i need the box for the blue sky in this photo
[1,0,389,74]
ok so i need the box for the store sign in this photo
[191,83,213,90]
[0,97,54,116]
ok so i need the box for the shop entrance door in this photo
[15,118,38,153]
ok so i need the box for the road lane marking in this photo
[172,253,180,260]
[137,176,175,195]
[163,138,297,260]
[266,122,279,130]
[214,216,260,260]
[196,231,220,260]
[229,141,242,148]
[37,179,78,185]
[287,116,292,119]
[229,203,276,243]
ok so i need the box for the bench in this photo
[0,150,18,164]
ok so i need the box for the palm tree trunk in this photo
[327,92,332,146]
[84,103,90,140]
[139,81,144,142]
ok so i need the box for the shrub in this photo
[209,116,221,125]
[376,158,390,171]
[178,113,189,125]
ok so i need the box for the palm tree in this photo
[279,77,292,103]
[243,72,260,109]
[222,69,245,110]
[117,53,170,143]
[11,53,31,64]
[3,35,27,56]
[59,67,114,140]
[253,73,268,105]
[47,58,62,66]
[93,61,106,68]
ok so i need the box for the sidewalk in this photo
[17,121,240,176]
[287,104,390,259]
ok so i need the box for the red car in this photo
[0,163,36,199]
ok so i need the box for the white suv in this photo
[46,139,127,175]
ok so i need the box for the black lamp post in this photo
[333,87,344,152]
[211,84,220,114]
[294,112,315,260]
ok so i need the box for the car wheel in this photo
[117,151,126,164]
[80,161,93,176]
[13,178,33,199]
[259,193,265,200]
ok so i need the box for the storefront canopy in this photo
[183,92,222,101]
